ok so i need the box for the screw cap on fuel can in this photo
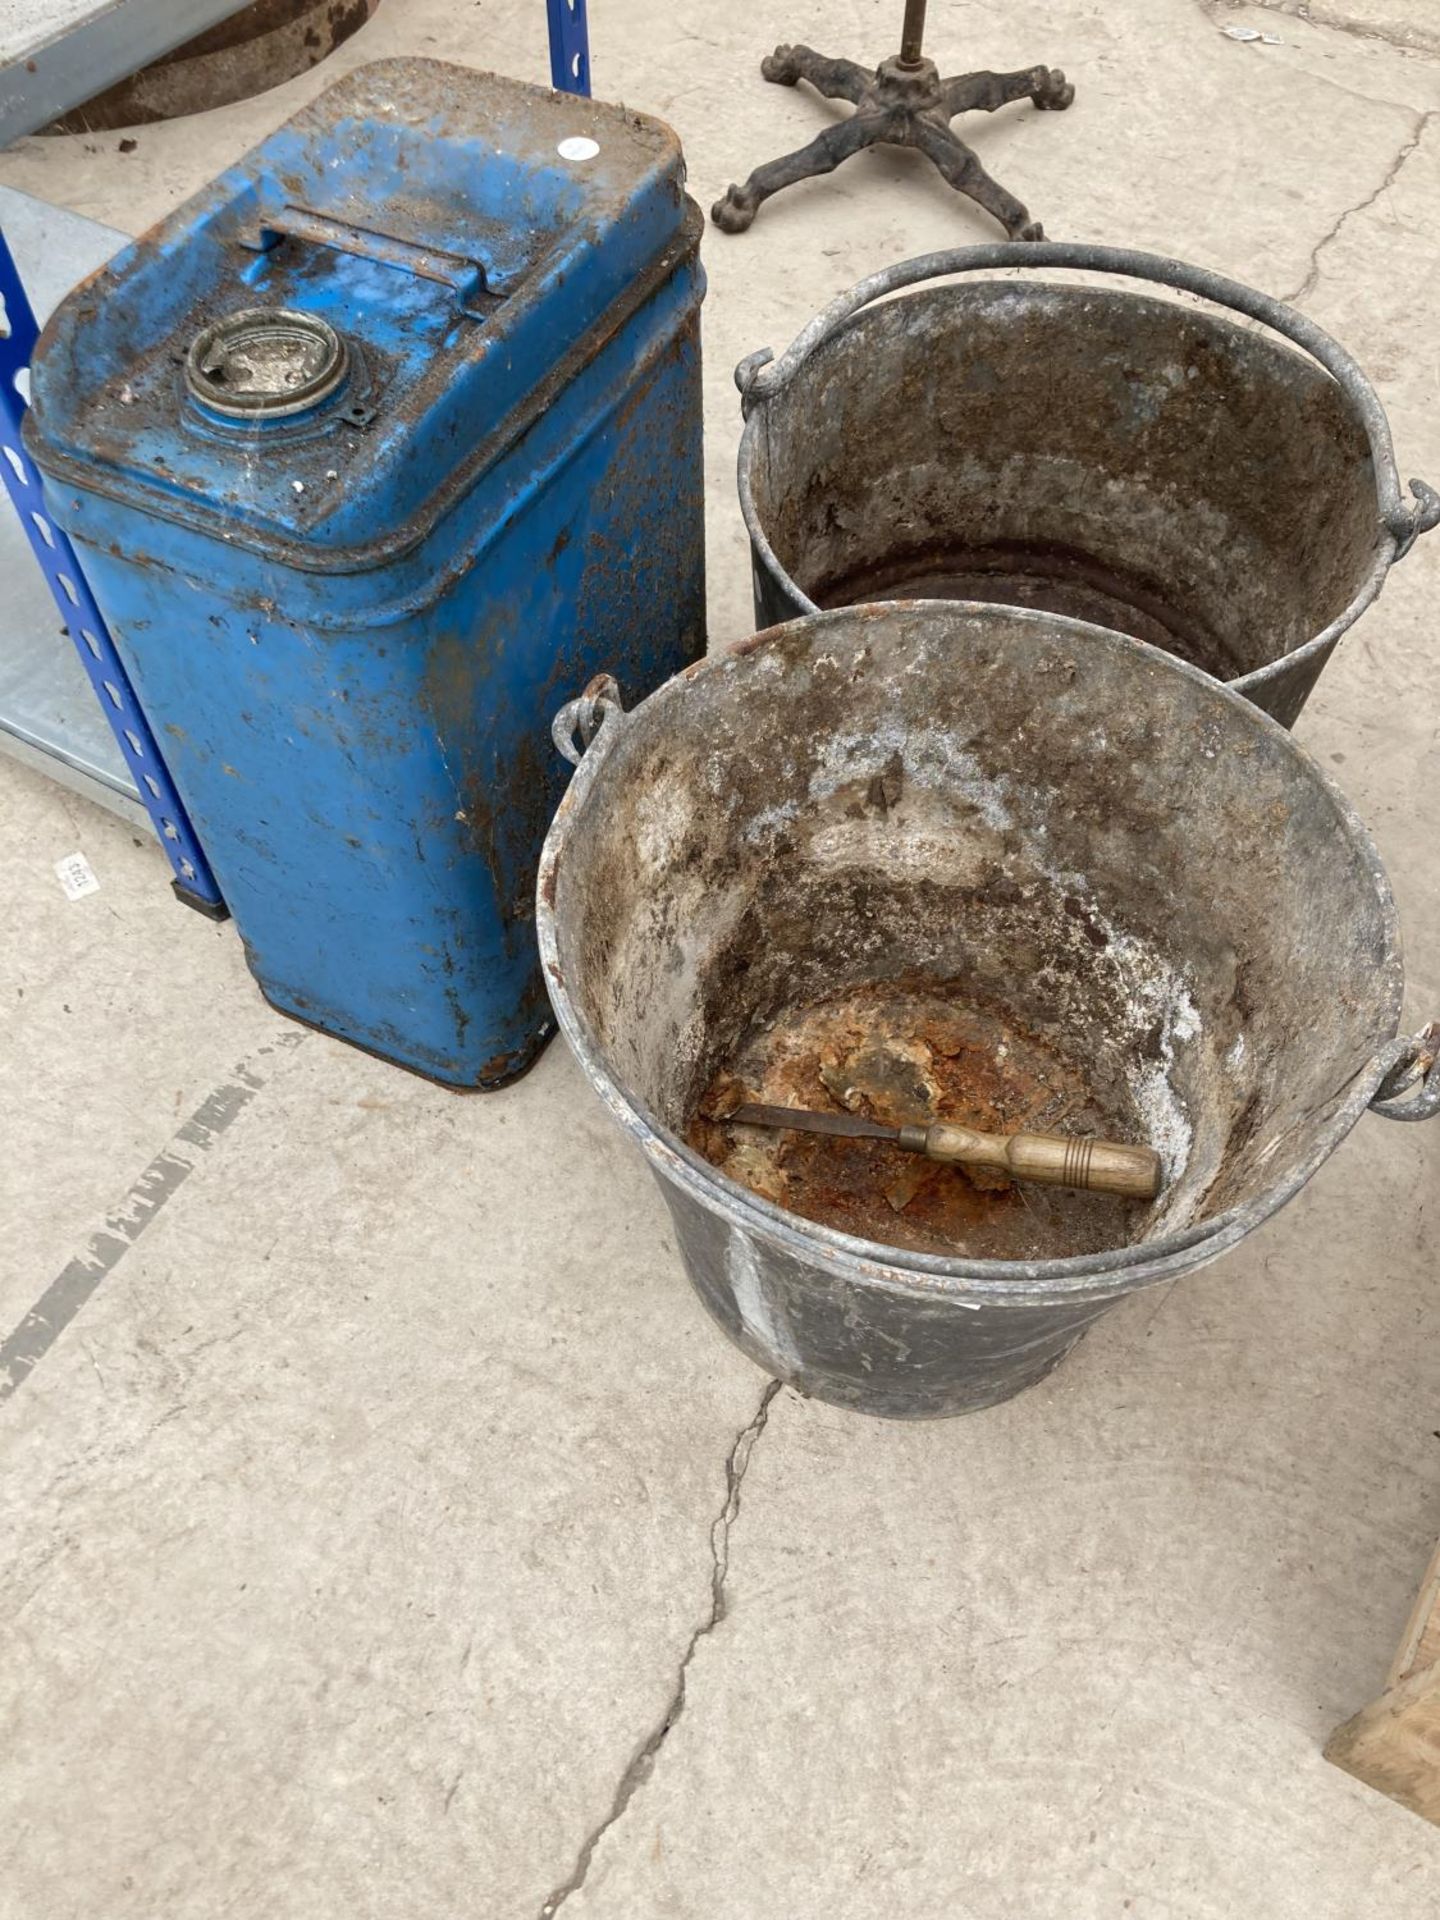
[186,307,348,419]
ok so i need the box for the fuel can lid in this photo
[185,308,349,419]
[25,59,692,571]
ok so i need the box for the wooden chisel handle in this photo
[896,1122,1163,1200]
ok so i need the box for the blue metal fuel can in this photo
[25,59,706,1087]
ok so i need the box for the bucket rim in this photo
[735,267,1401,708]
[536,602,1406,1306]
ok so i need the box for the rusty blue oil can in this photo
[23,59,706,1086]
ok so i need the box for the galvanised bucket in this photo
[537,603,1438,1419]
[736,245,1440,727]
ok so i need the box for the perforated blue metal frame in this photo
[547,0,591,95]
[0,228,225,915]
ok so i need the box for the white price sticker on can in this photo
[55,851,100,901]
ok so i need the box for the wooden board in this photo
[1389,1534,1440,1690]
[1326,1534,1440,1827]
[1326,1663,1440,1826]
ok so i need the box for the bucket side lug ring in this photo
[1370,1023,1440,1121]
[553,673,627,767]
[734,347,775,419]
[1391,479,1440,561]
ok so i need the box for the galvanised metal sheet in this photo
[0,0,249,144]
[25,58,707,1086]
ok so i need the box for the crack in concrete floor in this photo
[1284,107,1435,304]
[537,1378,782,1918]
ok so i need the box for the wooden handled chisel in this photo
[729,1104,1162,1200]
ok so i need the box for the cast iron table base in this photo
[712,44,1074,240]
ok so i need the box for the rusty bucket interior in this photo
[544,603,1402,1272]
[743,272,1391,724]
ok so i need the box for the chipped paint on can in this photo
[25,61,706,1086]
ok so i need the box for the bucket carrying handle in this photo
[553,673,627,766]
[734,243,1440,559]
[1369,1022,1440,1122]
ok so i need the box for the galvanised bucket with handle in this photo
[735,244,1440,726]
[537,602,1438,1419]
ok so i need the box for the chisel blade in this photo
[730,1102,900,1143]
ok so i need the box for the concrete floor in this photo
[3,0,1440,1912]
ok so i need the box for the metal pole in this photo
[899,0,928,64]
[0,227,226,916]
[546,0,591,96]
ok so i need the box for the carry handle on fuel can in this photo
[549,678,1440,1132]
[244,204,499,316]
[735,242,1440,575]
